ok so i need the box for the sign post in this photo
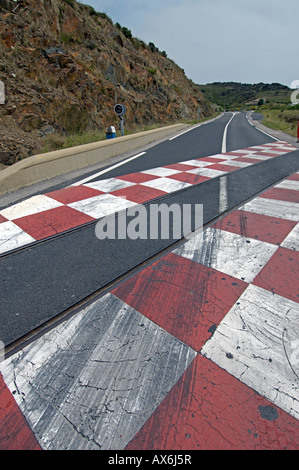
[114,104,126,136]
[0,80,5,105]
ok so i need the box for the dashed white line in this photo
[219,175,228,212]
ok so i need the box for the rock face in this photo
[0,0,212,165]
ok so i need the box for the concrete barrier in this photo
[0,123,189,196]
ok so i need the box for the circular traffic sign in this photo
[114,104,126,116]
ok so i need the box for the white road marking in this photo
[246,115,280,141]
[275,179,299,191]
[169,114,224,141]
[219,176,228,212]
[141,167,181,177]
[174,227,277,283]
[0,195,63,221]
[72,152,146,186]
[0,293,196,450]
[68,194,136,219]
[168,123,203,141]
[140,177,191,193]
[221,113,237,153]
[241,197,299,221]
[187,168,227,178]
[281,223,299,251]
[0,221,35,254]
[84,178,135,193]
[201,284,299,421]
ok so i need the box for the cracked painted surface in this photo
[113,252,248,351]
[0,160,299,450]
[241,197,299,221]
[281,223,299,251]
[0,195,62,220]
[0,142,296,256]
[0,221,35,254]
[126,354,299,450]
[0,294,196,450]
[201,284,299,421]
[173,227,278,283]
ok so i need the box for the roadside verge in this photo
[247,111,299,146]
[0,123,189,197]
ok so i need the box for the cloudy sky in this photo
[80,0,298,87]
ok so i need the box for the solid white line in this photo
[72,152,146,186]
[168,123,202,141]
[252,126,280,142]
[246,114,280,141]
[222,113,237,153]
[168,114,224,141]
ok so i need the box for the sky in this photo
[80,0,298,87]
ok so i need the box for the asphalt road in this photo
[1,112,299,347]
[72,111,277,184]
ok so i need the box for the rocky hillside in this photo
[0,0,211,166]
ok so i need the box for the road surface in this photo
[0,111,299,451]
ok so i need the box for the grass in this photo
[41,116,219,154]
[41,124,171,153]
[258,108,299,138]
[42,130,107,153]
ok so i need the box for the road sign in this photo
[114,104,126,136]
[114,104,126,117]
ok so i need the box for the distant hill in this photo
[199,82,291,110]
[0,0,211,165]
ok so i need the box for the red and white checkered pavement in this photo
[0,141,296,255]
[123,171,299,450]
[0,142,298,450]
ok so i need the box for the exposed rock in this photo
[0,0,212,166]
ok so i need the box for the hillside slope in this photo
[0,0,212,166]
[200,82,291,110]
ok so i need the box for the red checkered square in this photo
[208,163,241,172]
[113,252,247,351]
[115,172,159,184]
[126,355,299,450]
[46,185,104,204]
[200,156,227,163]
[225,151,249,157]
[13,206,94,240]
[287,173,299,182]
[253,247,299,303]
[259,151,282,157]
[110,185,166,204]
[167,172,210,185]
[262,187,299,204]
[0,374,41,450]
[212,210,297,245]
[235,156,265,163]
[163,163,200,171]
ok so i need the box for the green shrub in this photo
[121,27,132,39]
[149,42,158,52]
[85,41,97,50]
[63,0,75,7]
[60,32,75,44]
[146,67,157,75]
